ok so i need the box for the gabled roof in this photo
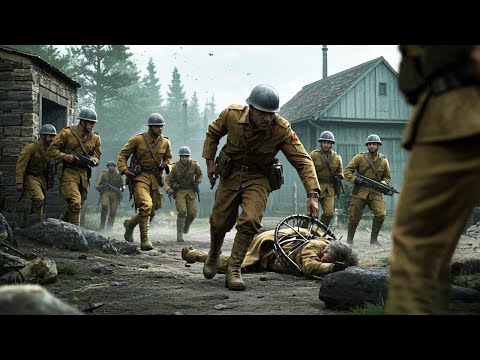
[0,45,80,88]
[279,57,392,122]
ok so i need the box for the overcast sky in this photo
[128,45,401,113]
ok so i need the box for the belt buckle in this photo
[241,165,249,172]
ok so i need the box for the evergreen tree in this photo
[141,57,163,116]
[165,66,186,139]
[6,45,71,74]
[187,91,201,138]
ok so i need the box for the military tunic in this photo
[164,159,203,219]
[16,140,50,215]
[343,151,391,225]
[95,169,125,225]
[386,45,480,314]
[310,149,343,226]
[202,104,319,236]
[117,131,173,218]
[47,125,101,225]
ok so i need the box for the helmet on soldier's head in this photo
[365,134,382,146]
[39,124,57,136]
[178,146,191,156]
[77,108,98,123]
[106,161,116,167]
[246,84,280,113]
[147,113,165,126]
[318,131,335,144]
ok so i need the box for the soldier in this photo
[203,84,321,291]
[164,146,203,242]
[386,46,480,314]
[343,134,391,246]
[47,108,101,226]
[117,113,173,251]
[15,124,57,224]
[182,228,358,278]
[310,131,344,227]
[95,161,125,230]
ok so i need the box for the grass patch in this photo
[57,261,79,276]
[350,299,385,315]
[379,256,390,265]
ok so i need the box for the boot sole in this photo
[224,279,246,291]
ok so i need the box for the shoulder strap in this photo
[320,152,335,176]
[363,153,382,182]
[69,127,89,155]
[33,142,48,167]
[142,132,163,167]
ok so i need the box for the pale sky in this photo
[128,45,401,112]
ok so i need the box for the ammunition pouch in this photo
[215,146,233,179]
[268,160,284,192]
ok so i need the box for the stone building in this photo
[0,45,80,227]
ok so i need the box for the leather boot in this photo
[70,211,81,226]
[124,213,140,242]
[182,247,229,272]
[320,214,333,227]
[225,232,253,291]
[370,216,384,246]
[203,229,225,279]
[347,222,358,246]
[100,207,107,230]
[59,208,69,222]
[183,215,194,234]
[139,216,153,251]
[182,246,208,263]
[176,216,186,242]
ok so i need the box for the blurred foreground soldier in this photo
[0,284,81,315]
[47,108,101,226]
[182,228,358,278]
[343,134,391,246]
[202,84,321,291]
[386,45,480,314]
[95,161,125,230]
[310,131,344,227]
[117,113,173,251]
[164,146,203,242]
[16,124,57,224]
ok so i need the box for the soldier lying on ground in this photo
[182,227,358,279]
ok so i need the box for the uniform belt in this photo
[140,167,160,175]
[317,176,333,183]
[25,169,42,176]
[63,163,89,169]
[232,162,265,173]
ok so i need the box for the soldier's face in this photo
[150,125,163,136]
[320,250,333,263]
[45,135,55,146]
[320,141,332,151]
[251,108,275,131]
[108,165,115,172]
[180,155,189,165]
[82,120,95,134]
[367,143,379,153]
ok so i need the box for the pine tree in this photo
[187,91,201,138]
[165,66,186,139]
[141,57,163,116]
[6,45,71,74]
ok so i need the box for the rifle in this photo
[355,173,399,196]
[168,181,180,203]
[64,149,98,180]
[97,183,123,204]
[333,174,345,200]
[125,156,142,204]
[192,182,200,203]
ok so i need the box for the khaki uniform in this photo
[16,140,51,220]
[95,169,125,229]
[202,104,320,289]
[343,151,391,244]
[164,159,203,241]
[386,45,480,314]
[117,131,173,249]
[47,125,101,226]
[310,149,343,226]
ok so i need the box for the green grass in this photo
[57,261,79,276]
[379,256,390,265]
[350,299,385,315]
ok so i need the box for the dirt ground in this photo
[11,214,480,315]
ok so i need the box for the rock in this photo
[1,258,57,284]
[0,250,28,276]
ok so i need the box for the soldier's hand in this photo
[16,183,23,192]
[167,189,174,195]
[306,197,319,218]
[206,159,217,188]
[332,262,348,272]
[160,161,168,169]
[124,169,134,178]
[64,153,78,163]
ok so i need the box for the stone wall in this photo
[0,50,78,227]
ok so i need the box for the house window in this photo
[379,82,387,96]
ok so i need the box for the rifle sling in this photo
[32,142,48,169]
[320,151,336,177]
[363,153,382,182]
[142,132,164,169]
[69,127,90,156]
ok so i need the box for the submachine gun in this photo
[355,173,399,196]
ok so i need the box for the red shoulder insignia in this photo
[292,131,299,142]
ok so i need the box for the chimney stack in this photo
[322,45,328,79]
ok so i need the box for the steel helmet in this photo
[106,161,116,167]
[365,134,382,146]
[147,113,165,126]
[39,124,57,136]
[178,146,191,156]
[246,84,280,113]
[318,131,335,144]
[77,108,97,123]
